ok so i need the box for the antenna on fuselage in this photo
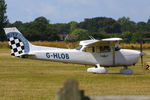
[89,36,95,40]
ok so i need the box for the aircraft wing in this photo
[84,38,122,47]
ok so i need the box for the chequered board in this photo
[8,37,25,56]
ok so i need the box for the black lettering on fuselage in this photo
[46,53,50,58]
[46,53,70,60]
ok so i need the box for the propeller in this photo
[140,39,145,73]
[140,39,143,67]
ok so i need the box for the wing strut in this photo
[112,45,115,66]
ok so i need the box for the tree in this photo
[5,15,150,43]
[0,0,8,41]
[79,17,121,33]
[118,17,130,25]
[136,22,146,31]
[53,23,70,34]
[34,16,50,24]
[20,17,58,41]
[69,21,78,32]
[71,28,89,41]
[9,21,24,28]
[120,32,131,43]
[118,17,136,32]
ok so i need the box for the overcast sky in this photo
[5,0,150,23]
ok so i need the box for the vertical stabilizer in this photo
[4,27,31,57]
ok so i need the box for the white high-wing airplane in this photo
[4,27,143,74]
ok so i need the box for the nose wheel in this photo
[120,66,133,74]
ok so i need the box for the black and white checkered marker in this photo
[8,37,25,56]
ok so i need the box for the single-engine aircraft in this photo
[4,27,144,74]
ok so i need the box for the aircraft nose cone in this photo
[120,49,144,65]
[132,50,145,56]
[140,52,145,56]
[132,50,141,55]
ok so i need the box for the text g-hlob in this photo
[46,53,70,60]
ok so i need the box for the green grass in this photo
[0,48,150,100]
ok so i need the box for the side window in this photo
[85,47,92,52]
[92,47,95,52]
[96,46,100,53]
[100,46,111,52]
[85,47,95,53]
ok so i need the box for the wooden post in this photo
[56,79,81,100]
[56,80,150,100]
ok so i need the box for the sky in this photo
[5,0,150,23]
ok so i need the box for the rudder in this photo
[4,27,31,57]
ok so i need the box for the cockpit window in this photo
[76,45,83,50]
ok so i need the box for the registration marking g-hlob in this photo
[46,53,70,60]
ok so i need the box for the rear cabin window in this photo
[100,46,111,52]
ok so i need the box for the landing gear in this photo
[87,64,108,74]
[120,66,133,74]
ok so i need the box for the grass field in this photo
[0,48,150,100]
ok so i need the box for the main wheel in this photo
[87,67,108,74]
[120,69,133,74]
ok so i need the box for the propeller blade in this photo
[141,55,143,67]
[140,39,144,71]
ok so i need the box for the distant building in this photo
[58,34,78,41]
[64,34,78,41]
[58,33,68,41]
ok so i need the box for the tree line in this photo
[0,0,150,43]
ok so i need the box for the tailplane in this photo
[4,27,32,57]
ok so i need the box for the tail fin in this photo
[4,27,31,57]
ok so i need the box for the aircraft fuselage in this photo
[32,48,140,67]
